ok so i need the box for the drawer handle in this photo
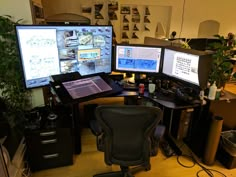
[41,139,57,144]
[43,153,59,159]
[40,131,56,136]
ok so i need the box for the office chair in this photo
[92,105,163,177]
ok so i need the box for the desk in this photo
[50,75,236,161]
[57,89,200,154]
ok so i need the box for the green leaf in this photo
[0,15,31,128]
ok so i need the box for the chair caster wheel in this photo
[145,164,151,171]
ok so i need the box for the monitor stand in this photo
[134,73,147,85]
[125,72,133,78]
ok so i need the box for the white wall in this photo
[0,0,32,23]
[118,0,236,38]
[182,0,236,38]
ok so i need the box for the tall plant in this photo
[207,34,235,88]
[0,15,31,127]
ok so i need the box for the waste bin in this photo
[221,130,236,153]
[217,130,236,169]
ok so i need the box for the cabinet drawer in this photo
[39,130,57,137]
[29,150,73,171]
[25,128,74,171]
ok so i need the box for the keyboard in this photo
[122,83,139,90]
[154,89,176,102]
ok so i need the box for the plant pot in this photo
[0,119,10,138]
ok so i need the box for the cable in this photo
[197,169,226,177]
[179,0,186,38]
[176,143,226,177]
[177,154,195,168]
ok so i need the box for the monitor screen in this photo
[15,25,113,89]
[162,47,213,89]
[114,44,163,74]
[62,75,112,99]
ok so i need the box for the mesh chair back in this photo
[95,105,162,167]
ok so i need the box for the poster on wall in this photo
[108,1,118,20]
[120,6,130,14]
[95,3,104,19]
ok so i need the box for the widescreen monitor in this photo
[114,44,163,74]
[15,25,113,89]
[162,47,213,89]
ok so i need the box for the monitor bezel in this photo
[15,24,113,89]
[161,46,213,89]
[114,43,164,75]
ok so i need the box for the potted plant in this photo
[0,15,31,129]
[207,34,236,89]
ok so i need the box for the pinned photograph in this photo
[95,4,104,19]
[132,7,139,15]
[132,15,140,23]
[123,15,129,23]
[123,24,129,31]
[145,7,151,15]
[120,6,130,14]
[108,1,118,20]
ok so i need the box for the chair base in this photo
[93,171,132,177]
[93,164,150,177]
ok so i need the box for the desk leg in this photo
[72,103,81,154]
[162,107,174,133]
[169,109,174,133]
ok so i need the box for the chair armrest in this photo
[89,119,102,136]
[154,125,166,140]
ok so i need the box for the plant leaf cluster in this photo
[0,15,31,127]
[207,34,235,88]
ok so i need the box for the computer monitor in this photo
[144,37,172,46]
[62,75,112,100]
[15,25,113,89]
[114,44,163,75]
[162,47,213,89]
[187,38,208,51]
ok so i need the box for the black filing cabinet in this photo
[24,105,74,171]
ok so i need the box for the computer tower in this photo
[169,108,194,140]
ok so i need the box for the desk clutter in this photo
[118,77,202,105]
